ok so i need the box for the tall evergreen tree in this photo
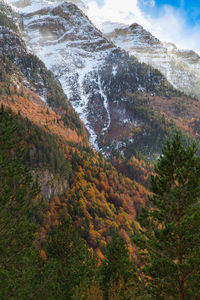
[101,231,138,300]
[0,105,41,299]
[135,134,200,299]
[45,218,98,299]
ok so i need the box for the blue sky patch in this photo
[139,0,200,26]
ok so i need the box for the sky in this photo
[84,0,200,52]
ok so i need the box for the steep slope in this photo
[1,0,88,137]
[105,22,200,100]
[0,0,89,198]
[0,53,85,198]
[0,0,150,258]
[11,0,182,156]
[6,0,200,170]
[0,53,149,258]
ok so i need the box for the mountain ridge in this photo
[104,21,200,101]
[4,0,200,181]
[13,0,181,157]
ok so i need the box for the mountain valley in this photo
[1,0,200,298]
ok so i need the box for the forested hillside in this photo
[0,4,149,297]
[1,0,200,299]
[1,104,199,299]
[0,66,147,299]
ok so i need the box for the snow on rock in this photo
[97,74,111,132]
[14,1,114,149]
[105,22,200,100]
[98,21,127,35]
[7,0,173,154]
[112,65,117,77]
[8,0,87,14]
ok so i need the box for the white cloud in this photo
[85,0,200,52]
[143,0,155,8]
[86,0,150,28]
[148,5,200,52]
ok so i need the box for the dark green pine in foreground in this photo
[44,218,98,299]
[0,105,42,299]
[135,134,200,299]
[100,232,139,300]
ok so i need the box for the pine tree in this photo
[135,134,200,299]
[101,232,138,300]
[0,105,41,299]
[45,218,98,299]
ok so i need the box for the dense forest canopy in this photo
[1,106,200,299]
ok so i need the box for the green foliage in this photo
[45,218,98,299]
[0,12,17,32]
[134,134,200,299]
[0,1,18,33]
[0,106,142,299]
[101,232,138,300]
[0,106,98,299]
[6,111,71,177]
[122,98,176,159]
[0,54,21,82]
[0,105,43,299]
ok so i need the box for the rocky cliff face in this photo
[105,22,200,100]
[10,0,178,157]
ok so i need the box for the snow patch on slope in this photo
[105,23,200,100]
[18,2,114,149]
[97,74,111,132]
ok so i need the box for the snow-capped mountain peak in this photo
[6,0,177,155]
[104,22,200,100]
